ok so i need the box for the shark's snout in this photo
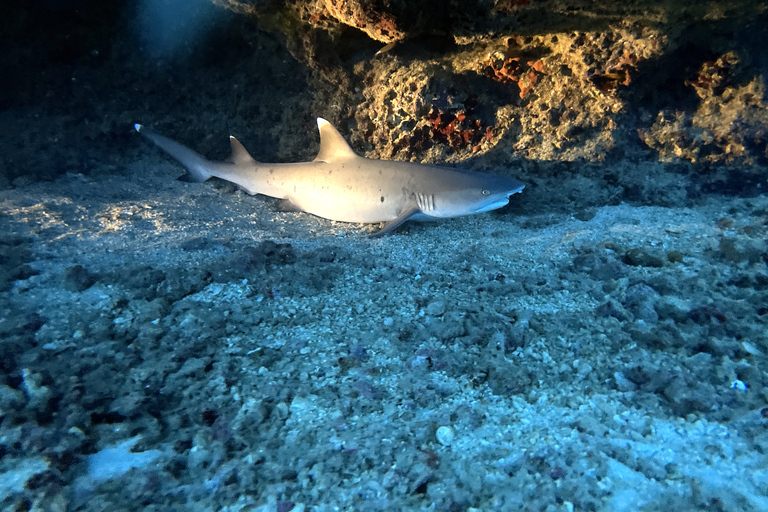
[476,180,525,213]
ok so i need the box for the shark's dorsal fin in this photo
[228,136,257,165]
[314,118,358,162]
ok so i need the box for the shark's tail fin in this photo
[134,124,212,182]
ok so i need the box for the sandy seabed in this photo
[1,157,766,510]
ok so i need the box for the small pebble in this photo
[623,248,664,268]
[426,301,445,316]
[741,341,762,356]
[436,426,454,446]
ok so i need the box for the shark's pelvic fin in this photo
[277,198,304,213]
[228,136,257,165]
[314,117,358,162]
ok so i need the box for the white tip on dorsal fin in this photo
[314,117,358,162]
[228,136,257,165]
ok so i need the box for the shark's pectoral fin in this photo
[277,198,304,213]
[369,207,421,238]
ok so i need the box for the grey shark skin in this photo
[134,118,524,236]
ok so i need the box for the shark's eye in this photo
[482,190,491,196]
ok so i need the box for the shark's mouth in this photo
[473,184,524,213]
[473,198,510,213]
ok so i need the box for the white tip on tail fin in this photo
[134,124,212,183]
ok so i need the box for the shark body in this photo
[135,118,524,236]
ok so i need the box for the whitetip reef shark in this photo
[134,118,524,236]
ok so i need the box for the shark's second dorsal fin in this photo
[228,136,257,165]
[314,118,358,162]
